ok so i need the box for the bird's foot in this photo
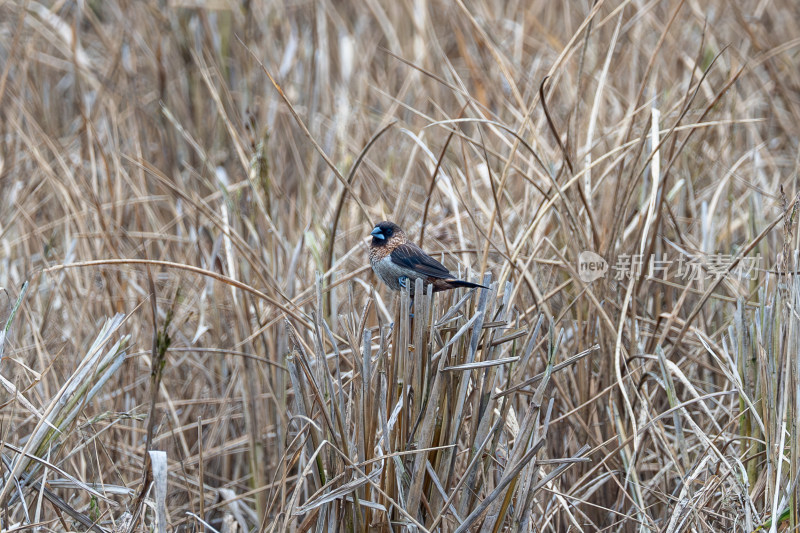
[398,276,409,289]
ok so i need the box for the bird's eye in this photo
[385,229,392,235]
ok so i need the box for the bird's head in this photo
[370,221,404,248]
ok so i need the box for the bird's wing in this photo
[390,243,452,279]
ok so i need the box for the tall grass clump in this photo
[2,0,800,531]
[264,277,585,531]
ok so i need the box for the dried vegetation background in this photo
[2,0,800,531]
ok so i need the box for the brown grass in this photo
[1,0,800,531]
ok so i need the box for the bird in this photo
[368,221,487,295]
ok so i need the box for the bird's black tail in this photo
[448,279,489,290]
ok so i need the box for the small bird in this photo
[368,221,487,294]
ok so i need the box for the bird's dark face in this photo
[370,221,402,247]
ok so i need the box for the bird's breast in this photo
[371,255,420,291]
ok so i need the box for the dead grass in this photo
[1,0,800,531]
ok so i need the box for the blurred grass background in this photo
[1,0,800,531]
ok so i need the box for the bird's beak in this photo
[370,227,385,240]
